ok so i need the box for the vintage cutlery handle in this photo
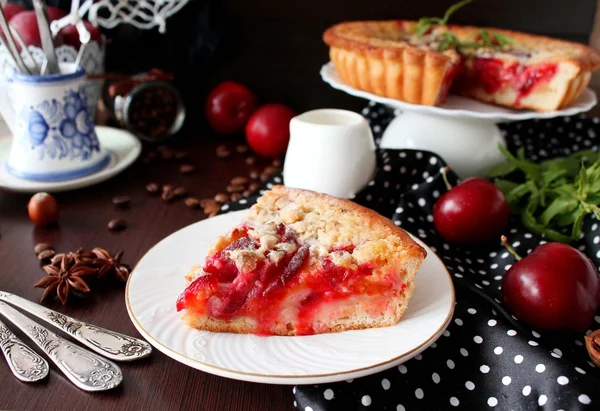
[0,292,152,361]
[0,302,122,391]
[0,6,30,73]
[0,319,49,382]
[32,0,59,74]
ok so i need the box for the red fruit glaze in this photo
[466,58,558,106]
[437,61,464,105]
[501,243,600,332]
[245,103,296,158]
[433,177,509,245]
[176,229,402,335]
[205,81,258,135]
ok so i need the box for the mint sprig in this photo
[415,0,516,52]
[486,145,600,242]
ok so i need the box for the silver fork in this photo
[0,292,152,361]
[0,301,122,391]
[0,318,49,382]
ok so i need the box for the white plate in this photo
[126,210,455,385]
[0,125,141,193]
[321,62,597,122]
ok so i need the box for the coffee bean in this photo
[230,193,242,202]
[249,170,260,180]
[245,156,256,165]
[162,190,176,202]
[242,190,252,197]
[260,173,270,182]
[263,166,279,176]
[202,199,220,216]
[185,197,200,208]
[249,182,259,191]
[180,164,195,174]
[34,242,53,254]
[236,144,249,154]
[216,145,231,159]
[214,193,229,203]
[146,182,160,194]
[173,186,187,197]
[230,176,248,186]
[227,184,244,193]
[162,184,175,192]
[51,253,64,265]
[272,159,282,167]
[108,218,127,231]
[37,249,55,260]
[112,196,131,207]
[175,151,188,160]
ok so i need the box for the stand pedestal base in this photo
[380,111,506,178]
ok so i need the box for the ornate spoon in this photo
[0,301,122,391]
[0,292,152,361]
[0,318,49,382]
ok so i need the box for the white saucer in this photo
[0,124,141,193]
[126,210,455,385]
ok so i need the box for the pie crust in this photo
[323,21,600,111]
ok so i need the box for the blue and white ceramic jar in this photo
[0,62,109,181]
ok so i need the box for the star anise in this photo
[50,247,97,267]
[34,255,97,305]
[90,248,130,282]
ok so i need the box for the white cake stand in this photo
[320,62,597,178]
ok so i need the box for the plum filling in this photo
[455,57,558,105]
[177,225,406,335]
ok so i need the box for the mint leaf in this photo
[498,144,540,177]
[555,208,580,227]
[441,0,472,24]
[577,164,590,198]
[541,169,567,185]
[493,32,515,46]
[571,210,585,240]
[539,197,577,225]
[479,29,493,47]
[486,161,518,178]
[493,179,519,196]
[545,227,578,243]
[415,20,432,37]
[506,182,533,205]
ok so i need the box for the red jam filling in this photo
[458,57,558,106]
[438,61,464,105]
[176,227,401,335]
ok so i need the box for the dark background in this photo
[10,0,600,123]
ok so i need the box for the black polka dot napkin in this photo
[222,103,600,410]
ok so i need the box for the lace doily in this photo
[52,0,191,34]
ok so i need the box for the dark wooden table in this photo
[0,129,292,411]
[2,86,600,410]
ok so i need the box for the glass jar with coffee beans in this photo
[102,69,186,142]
